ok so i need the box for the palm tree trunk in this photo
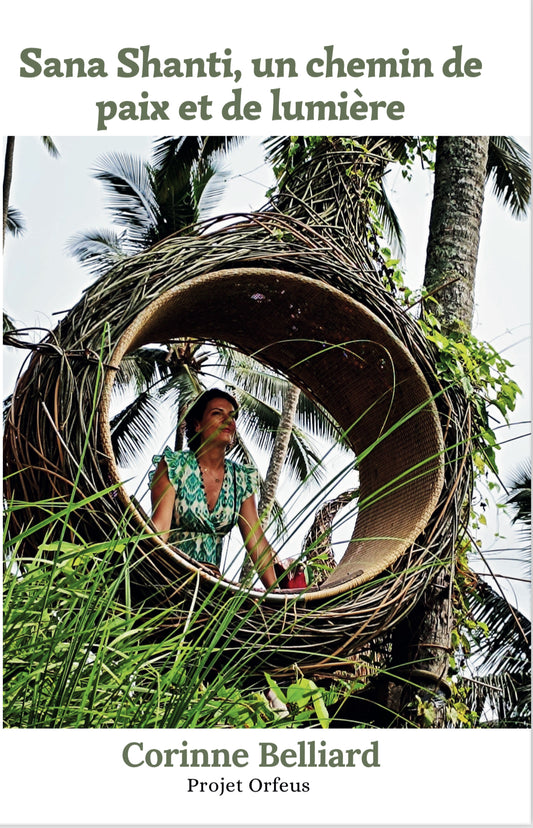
[240,382,300,582]
[3,136,15,249]
[392,136,490,726]
[258,382,301,524]
[423,136,489,334]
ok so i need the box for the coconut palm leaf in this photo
[189,162,229,220]
[294,392,347,445]
[506,459,531,541]
[3,392,13,425]
[66,228,130,276]
[91,152,159,240]
[283,424,326,484]
[40,136,60,158]
[162,369,206,420]
[486,137,531,219]
[374,179,405,256]
[151,137,242,231]
[151,159,219,237]
[463,669,530,727]
[152,136,243,191]
[467,578,530,676]
[110,389,161,466]
[219,346,345,446]
[69,139,238,271]
[232,390,324,484]
[114,347,173,394]
[217,347,288,406]
[112,347,212,456]
[5,206,25,237]
[232,391,288,454]
[457,569,531,727]
[3,311,16,335]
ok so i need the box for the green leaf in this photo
[264,672,287,705]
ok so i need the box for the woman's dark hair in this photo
[184,388,239,450]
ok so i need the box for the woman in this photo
[150,388,279,588]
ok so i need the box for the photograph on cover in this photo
[4,133,530,733]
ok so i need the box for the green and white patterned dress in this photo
[150,448,260,567]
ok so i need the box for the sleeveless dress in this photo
[149,448,260,567]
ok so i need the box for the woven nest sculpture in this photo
[4,211,472,675]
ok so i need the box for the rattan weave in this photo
[4,212,472,671]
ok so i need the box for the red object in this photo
[274,561,307,590]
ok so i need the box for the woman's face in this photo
[194,397,237,450]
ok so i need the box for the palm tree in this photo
[65,137,238,464]
[3,136,59,248]
[391,138,490,724]
[396,136,530,724]
[2,136,15,246]
[462,581,530,727]
[67,136,240,276]
[460,460,531,726]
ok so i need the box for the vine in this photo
[378,248,522,478]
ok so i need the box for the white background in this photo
[1,1,531,826]
[1,0,531,136]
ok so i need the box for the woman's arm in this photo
[150,458,175,541]
[238,495,278,589]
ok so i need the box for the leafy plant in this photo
[3,493,336,729]
[418,305,521,474]
[265,672,331,728]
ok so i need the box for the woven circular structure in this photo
[4,212,472,673]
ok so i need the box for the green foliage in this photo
[3,500,334,729]
[506,460,531,542]
[378,256,521,479]
[197,685,278,728]
[68,137,242,277]
[396,137,437,179]
[6,134,529,731]
[265,673,331,728]
[444,683,480,728]
[5,206,26,237]
[304,549,336,583]
[418,305,521,473]
[370,147,528,728]
[486,136,531,219]
[265,135,326,186]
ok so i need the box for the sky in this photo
[3,134,531,612]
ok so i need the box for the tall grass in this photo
[4,492,464,730]
[3,491,346,729]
